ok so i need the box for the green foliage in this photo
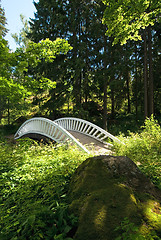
[113,116,161,189]
[102,0,161,45]
[0,2,8,37]
[23,38,72,66]
[0,35,72,124]
[11,14,31,49]
[0,139,89,240]
[115,217,160,240]
[0,76,27,100]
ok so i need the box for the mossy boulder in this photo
[68,156,161,240]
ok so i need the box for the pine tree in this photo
[0,1,8,37]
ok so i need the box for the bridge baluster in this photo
[71,119,75,130]
[68,119,71,130]
[75,120,79,130]
[59,133,66,142]
[47,122,52,136]
[96,132,104,140]
[82,123,89,133]
[51,126,57,137]
[85,125,92,134]
[100,135,107,141]
[62,120,65,129]
[77,121,82,131]
[66,119,69,130]
[92,129,99,137]
[80,122,85,132]
[89,127,95,135]
[44,121,48,134]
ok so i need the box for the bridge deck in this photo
[68,131,112,155]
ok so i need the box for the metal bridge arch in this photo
[14,117,90,153]
[14,117,121,153]
[54,117,121,144]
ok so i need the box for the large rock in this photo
[68,156,161,240]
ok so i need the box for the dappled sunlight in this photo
[0,139,87,239]
[94,205,107,229]
[142,200,161,231]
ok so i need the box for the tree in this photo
[13,37,72,106]
[11,14,31,49]
[29,0,111,122]
[26,0,161,125]
[0,0,8,37]
[102,0,161,118]
[0,36,11,122]
[0,37,72,124]
[102,0,161,45]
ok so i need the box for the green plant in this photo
[113,116,161,189]
[0,139,90,240]
[115,218,160,240]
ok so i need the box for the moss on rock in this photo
[68,156,161,240]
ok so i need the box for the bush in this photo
[113,115,161,189]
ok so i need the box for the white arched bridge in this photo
[14,117,121,154]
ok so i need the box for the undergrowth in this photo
[0,139,90,240]
[113,115,161,190]
[1,115,161,239]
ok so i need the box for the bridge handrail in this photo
[14,117,90,154]
[54,117,121,144]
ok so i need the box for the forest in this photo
[0,0,160,131]
[0,0,161,239]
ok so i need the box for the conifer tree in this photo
[0,0,8,37]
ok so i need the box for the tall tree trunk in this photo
[103,79,108,130]
[134,42,138,120]
[103,34,108,130]
[148,26,154,116]
[127,70,131,114]
[111,88,115,118]
[143,29,148,118]
[73,29,81,111]
[84,17,89,104]
[7,98,10,125]
[109,38,115,119]
[0,96,4,123]
[125,45,131,114]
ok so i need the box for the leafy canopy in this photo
[14,38,72,93]
[0,37,72,124]
[0,37,72,98]
[102,0,161,45]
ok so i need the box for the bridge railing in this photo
[54,117,121,144]
[14,117,90,153]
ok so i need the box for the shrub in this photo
[113,115,161,189]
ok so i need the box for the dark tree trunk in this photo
[111,88,115,118]
[134,42,138,120]
[103,34,108,130]
[7,98,10,125]
[103,79,108,130]
[148,26,154,116]
[73,29,81,111]
[125,45,131,114]
[127,70,131,114]
[143,29,148,118]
